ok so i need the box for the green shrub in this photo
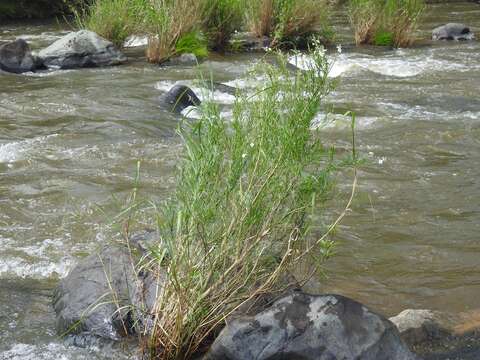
[200,0,244,51]
[175,31,209,58]
[348,0,424,47]
[145,0,202,63]
[373,30,393,46]
[385,0,425,47]
[348,0,382,45]
[137,43,357,359]
[247,0,333,48]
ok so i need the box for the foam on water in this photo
[0,257,72,279]
[0,135,58,163]
[0,343,131,360]
[289,50,476,78]
[0,236,73,279]
[123,35,148,48]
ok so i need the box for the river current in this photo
[1,2,479,359]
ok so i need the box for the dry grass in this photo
[248,0,275,37]
[247,0,332,47]
[144,0,202,63]
[348,0,424,47]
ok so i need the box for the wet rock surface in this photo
[432,23,475,40]
[204,292,419,360]
[230,33,271,52]
[53,246,137,341]
[158,84,202,114]
[38,30,127,69]
[0,39,36,73]
[164,53,198,67]
[389,309,453,346]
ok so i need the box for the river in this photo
[1,2,479,359]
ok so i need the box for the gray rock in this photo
[390,309,453,347]
[158,84,201,114]
[38,30,127,69]
[53,246,136,340]
[205,292,420,360]
[166,53,198,66]
[432,23,474,41]
[230,32,271,52]
[0,39,36,73]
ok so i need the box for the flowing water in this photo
[1,2,479,359]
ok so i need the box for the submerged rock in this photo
[53,246,136,340]
[165,53,198,67]
[158,84,201,114]
[204,292,419,360]
[432,23,474,41]
[0,39,36,74]
[38,30,127,69]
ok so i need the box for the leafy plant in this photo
[374,30,393,46]
[175,31,208,58]
[200,0,244,51]
[138,43,357,359]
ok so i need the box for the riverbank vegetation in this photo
[72,0,333,63]
[348,0,425,47]
[246,0,333,47]
[48,0,429,62]
[133,45,356,358]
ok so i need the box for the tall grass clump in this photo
[200,0,244,51]
[72,0,147,48]
[348,0,424,47]
[144,0,204,63]
[247,0,333,48]
[139,44,357,359]
[384,0,425,47]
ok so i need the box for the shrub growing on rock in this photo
[137,44,357,359]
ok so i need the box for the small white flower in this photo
[336,44,342,54]
[250,142,254,148]
[242,153,247,159]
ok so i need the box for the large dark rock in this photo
[0,39,36,74]
[53,246,137,340]
[158,85,201,114]
[204,292,420,360]
[432,23,474,41]
[38,30,127,69]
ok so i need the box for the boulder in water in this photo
[38,30,127,69]
[0,39,36,74]
[432,23,474,41]
[158,84,201,114]
[204,292,420,360]
[53,246,137,341]
[165,53,198,67]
